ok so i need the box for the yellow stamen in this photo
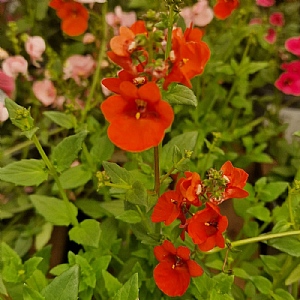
[135,112,141,119]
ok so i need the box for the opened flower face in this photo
[153,240,203,297]
[187,202,228,251]
[100,81,174,152]
[213,0,239,20]
[285,36,300,56]
[275,72,300,96]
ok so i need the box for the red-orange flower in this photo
[153,240,203,297]
[163,24,210,89]
[213,0,239,20]
[187,202,228,251]
[220,161,249,201]
[177,171,202,206]
[100,81,174,152]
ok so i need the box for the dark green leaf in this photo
[0,159,47,186]
[116,210,141,224]
[162,83,197,106]
[43,111,76,129]
[99,200,125,216]
[102,161,132,185]
[75,199,106,219]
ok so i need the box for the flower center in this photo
[172,256,184,269]
[135,99,147,119]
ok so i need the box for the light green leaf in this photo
[273,288,295,300]
[162,83,197,107]
[0,275,8,296]
[99,200,125,216]
[102,161,132,185]
[251,276,272,294]
[42,265,79,300]
[30,195,78,226]
[268,237,300,257]
[35,0,48,20]
[43,111,76,129]
[113,273,139,300]
[56,165,92,190]
[23,285,45,300]
[125,181,147,206]
[0,159,48,186]
[69,219,101,248]
[116,210,142,224]
[51,131,87,173]
[285,264,300,285]
[102,270,122,298]
[258,182,289,202]
[75,199,106,219]
[246,205,271,222]
[90,135,114,165]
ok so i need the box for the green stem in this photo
[80,1,108,123]
[164,4,174,61]
[136,205,153,234]
[104,182,132,190]
[31,135,78,226]
[287,186,296,229]
[207,230,300,254]
[160,156,187,185]
[154,146,160,195]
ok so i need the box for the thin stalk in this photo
[104,182,132,190]
[154,146,160,195]
[160,156,187,185]
[207,230,300,254]
[164,4,174,61]
[31,135,79,226]
[287,186,296,229]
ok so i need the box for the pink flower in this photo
[269,12,284,27]
[82,33,95,44]
[0,102,9,122]
[106,6,136,34]
[2,55,28,78]
[264,28,276,44]
[32,79,57,106]
[275,72,300,96]
[249,18,262,25]
[63,54,95,84]
[25,36,46,66]
[0,70,15,98]
[285,36,300,56]
[180,0,213,27]
[281,60,300,73]
[75,0,106,2]
[256,0,275,7]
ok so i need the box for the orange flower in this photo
[163,24,210,89]
[153,240,203,297]
[100,81,174,152]
[213,0,239,20]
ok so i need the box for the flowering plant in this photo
[1,0,300,299]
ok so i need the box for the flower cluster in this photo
[100,20,210,152]
[275,36,300,96]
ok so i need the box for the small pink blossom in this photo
[281,60,300,73]
[0,102,9,122]
[269,12,284,27]
[0,70,15,98]
[249,18,262,25]
[2,55,28,78]
[32,79,57,106]
[285,36,300,56]
[275,72,300,96]
[256,0,275,7]
[106,6,136,34]
[63,54,95,85]
[25,36,46,66]
[75,0,106,2]
[82,33,95,44]
[264,28,276,44]
[180,0,213,27]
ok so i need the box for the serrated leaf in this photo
[43,111,75,129]
[102,161,133,185]
[125,181,147,206]
[30,195,78,226]
[90,135,114,165]
[42,265,79,300]
[162,83,197,106]
[51,131,87,173]
[116,210,141,224]
[69,219,101,248]
[0,159,48,186]
[113,273,139,300]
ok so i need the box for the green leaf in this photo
[0,159,48,186]
[116,210,142,224]
[113,273,139,300]
[30,195,78,226]
[90,135,114,165]
[35,0,48,20]
[24,257,43,279]
[75,199,106,219]
[285,264,300,285]
[42,265,79,300]
[246,205,271,222]
[161,131,198,171]
[56,165,92,190]
[51,131,87,173]
[0,275,8,296]
[43,111,76,129]
[23,285,45,300]
[246,61,269,75]
[258,182,289,202]
[102,161,132,185]
[102,270,122,298]
[125,181,147,206]
[260,255,282,272]
[273,288,295,300]
[99,200,125,216]
[162,83,197,106]
[69,219,101,248]
[268,237,300,257]
[251,276,272,294]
